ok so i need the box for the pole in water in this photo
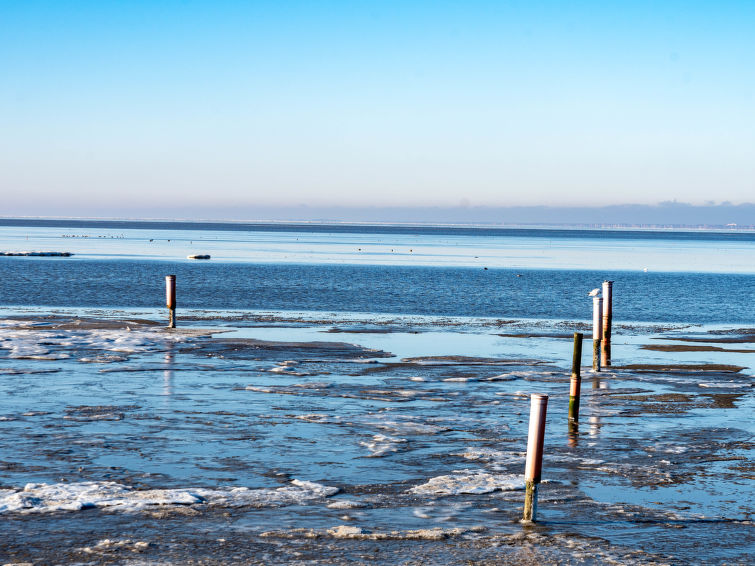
[165,275,176,328]
[569,332,583,422]
[592,296,603,371]
[601,281,613,367]
[523,394,548,522]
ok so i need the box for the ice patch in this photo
[327,525,366,537]
[326,499,367,509]
[409,470,523,496]
[483,373,516,381]
[365,414,449,435]
[81,538,151,554]
[453,447,524,465]
[293,413,338,424]
[359,434,408,457]
[269,366,310,376]
[495,390,530,398]
[0,480,338,514]
[0,326,190,362]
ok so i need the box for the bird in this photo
[588,288,600,297]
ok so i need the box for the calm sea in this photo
[1,220,754,324]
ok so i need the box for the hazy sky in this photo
[1,1,754,217]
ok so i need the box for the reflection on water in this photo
[163,350,174,398]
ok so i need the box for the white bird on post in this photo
[588,288,600,297]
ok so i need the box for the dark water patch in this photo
[641,344,755,353]
[0,367,61,375]
[324,326,412,334]
[616,363,746,372]
[699,393,748,409]
[354,362,529,383]
[182,337,392,361]
[4,316,161,331]
[400,356,535,364]
[663,335,755,344]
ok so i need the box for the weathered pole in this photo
[165,275,176,328]
[568,332,583,422]
[601,281,613,366]
[523,394,548,522]
[593,296,603,371]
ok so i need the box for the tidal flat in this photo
[0,310,752,565]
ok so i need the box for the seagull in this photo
[588,288,600,297]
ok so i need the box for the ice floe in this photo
[408,470,523,496]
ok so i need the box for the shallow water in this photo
[0,222,753,564]
[0,310,752,564]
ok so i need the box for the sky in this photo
[1,1,754,219]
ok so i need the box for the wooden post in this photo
[592,296,602,371]
[568,332,583,422]
[601,281,613,367]
[165,275,176,328]
[523,394,548,522]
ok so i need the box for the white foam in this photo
[699,382,751,389]
[408,470,523,496]
[0,480,338,514]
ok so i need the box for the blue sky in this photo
[1,1,753,217]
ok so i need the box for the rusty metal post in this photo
[523,394,548,522]
[568,332,583,422]
[592,296,602,371]
[165,275,176,328]
[601,281,613,367]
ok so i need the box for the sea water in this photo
[0,221,752,565]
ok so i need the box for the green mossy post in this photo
[523,481,538,522]
[568,332,583,422]
[593,339,601,371]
